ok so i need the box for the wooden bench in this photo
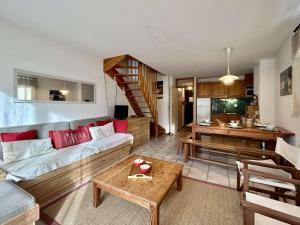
[179,138,271,168]
[177,134,192,155]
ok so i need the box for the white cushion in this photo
[1,143,99,182]
[82,133,134,151]
[89,122,115,140]
[246,192,300,225]
[236,159,295,191]
[1,138,55,165]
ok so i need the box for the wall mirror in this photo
[14,69,96,103]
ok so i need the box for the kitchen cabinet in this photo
[227,80,245,98]
[197,82,212,97]
[197,80,246,98]
[211,82,227,98]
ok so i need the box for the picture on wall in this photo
[49,90,66,101]
[156,81,163,99]
[280,66,292,96]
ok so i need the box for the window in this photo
[16,76,37,101]
[17,86,33,100]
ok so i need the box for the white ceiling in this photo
[0,0,299,77]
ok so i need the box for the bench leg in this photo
[183,143,189,163]
[177,142,182,155]
[237,169,241,191]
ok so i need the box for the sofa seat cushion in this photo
[1,144,99,182]
[82,133,133,151]
[0,180,35,224]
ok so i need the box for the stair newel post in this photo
[138,62,142,88]
[154,71,158,138]
[147,66,150,101]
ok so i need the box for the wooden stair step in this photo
[125,88,140,91]
[112,74,138,77]
[127,95,144,98]
[119,81,138,84]
[116,64,138,69]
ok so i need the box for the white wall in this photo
[254,35,300,146]
[275,36,300,146]
[157,74,170,133]
[253,63,260,96]
[254,58,276,125]
[0,20,133,127]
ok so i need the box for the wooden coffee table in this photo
[92,154,183,225]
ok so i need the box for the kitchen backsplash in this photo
[211,98,252,114]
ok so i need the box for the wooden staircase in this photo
[103,54,166,138]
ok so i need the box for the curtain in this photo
[291,31,300,118]
[17,76,38,100]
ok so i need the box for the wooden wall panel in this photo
[128,117,150,147]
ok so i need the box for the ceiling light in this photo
[219,47,239,85]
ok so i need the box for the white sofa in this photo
[0,117,133,206]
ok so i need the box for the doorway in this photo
[184,89,193,125]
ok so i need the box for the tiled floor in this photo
[132,132,238,189]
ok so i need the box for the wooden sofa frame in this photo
[3,204,39,225]
[1,141,132,207]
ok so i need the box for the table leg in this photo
[177,171,182,191]
[150,204,159,225]
[93,182,101,208]
[192,128,196,157]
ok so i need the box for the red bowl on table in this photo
[139,164,151,174]
[133,159,144,167]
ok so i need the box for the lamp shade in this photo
[219,47,238,85]
[219,74,239,85]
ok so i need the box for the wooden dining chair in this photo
[241,168,300,225]
[236,138,300,206]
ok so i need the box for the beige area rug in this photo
[41,178,243,225]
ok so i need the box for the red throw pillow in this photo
[113,120,128,133]
[0,130,37,142]
[49,129,91,149]
[96,120,111,126]
[78,123,94,140]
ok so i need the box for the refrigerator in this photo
[196,98,211,123]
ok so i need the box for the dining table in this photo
[187,122,294,150]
